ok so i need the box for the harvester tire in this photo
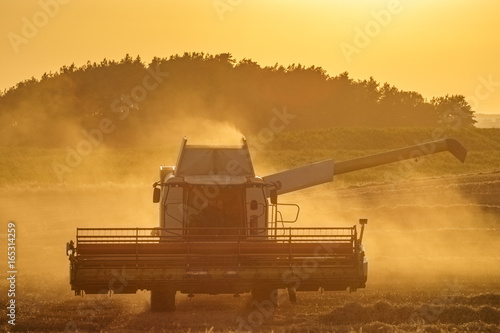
[150,289,176,312]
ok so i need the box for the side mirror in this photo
[153,187,161,203]
[270,189,278,205]
[66,240,75,256]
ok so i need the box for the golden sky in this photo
[1,0,499,113]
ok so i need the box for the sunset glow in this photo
[1,0,499,113]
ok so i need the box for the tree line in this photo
[0,53,476,147]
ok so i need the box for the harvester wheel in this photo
[251,287,279,306]
[150,289,176,312]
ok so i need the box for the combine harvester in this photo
[66,137,466,311]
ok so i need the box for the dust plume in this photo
[283,172,500,285]
[0,79,87,147]
[157,116,245,146]
[0,115,244,276]
[0,184,159,278]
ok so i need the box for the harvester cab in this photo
[67,137,466,311]
[153,138,300,238]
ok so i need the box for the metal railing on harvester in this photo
[73,227,359,269]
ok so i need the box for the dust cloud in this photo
[283,172,500,285]
[1,115,498,300]
[0,76,88,147]
[0,185,157,277]
[0,117,245,277]
[160,116,245,146]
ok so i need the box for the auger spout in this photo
[263,138,467,196]
[334,138,466,175]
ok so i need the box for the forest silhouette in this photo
[0,53,476,147]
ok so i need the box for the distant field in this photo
[475,113,500,128]
[1,127,499,187]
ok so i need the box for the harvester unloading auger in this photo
[66,137,467,311]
